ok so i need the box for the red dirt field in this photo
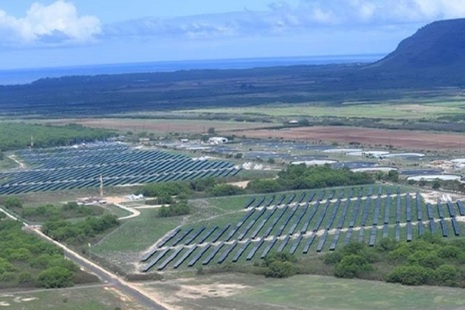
[233,126,465,151]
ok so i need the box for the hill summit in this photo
[373,18,465,71]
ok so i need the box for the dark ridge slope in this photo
[371,18,465,70]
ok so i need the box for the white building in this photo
[208,137,229,144]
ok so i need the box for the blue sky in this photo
[1,0,465,69]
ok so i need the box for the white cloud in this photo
[0,1,101,46]
[102,0,465,42]
[295,0,465,25]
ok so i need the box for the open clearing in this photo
[234,126,465,150]
[0,286,146,310]
[140,273,465,310]
[181,100,465,119]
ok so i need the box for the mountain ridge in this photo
[370,18,465,71]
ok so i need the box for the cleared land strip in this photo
[234,126,465,150]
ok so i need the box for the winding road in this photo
[0,206,168,310]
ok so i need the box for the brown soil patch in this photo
[234,126,465,150]
[227,181,250,188]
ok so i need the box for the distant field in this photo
[35,118,273,135]
[183,100,465,119]
[0,285,146,310]
[235,126,465,151]
[141,273,465,310]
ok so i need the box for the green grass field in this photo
[142,273,465,310]
[0,285,146,310]
[182,100,465,120]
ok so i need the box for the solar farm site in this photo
[140,186,465,272]
[0,143,240,195]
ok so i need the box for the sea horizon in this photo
[0,53,385,85]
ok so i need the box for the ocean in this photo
[0,54,384,85]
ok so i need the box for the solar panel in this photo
[290,235,303,254]
[440,219,448,237]
[246,239,265,260]
[382,223,389,239]
[451,218,460,236]
[329,229,340,251]
[277,236,290,253]
[217,242,238,264]
[232,241,251,262]
[369,226,377,247]
[395,223,400,241]
[188,245,211,267]
[157,247,183,271]
[202,243,225,265]
[344,228,353,245]
[141,248,169,272]
[406,222,413,242]
[259,238,277,258]
[316,231,328,252]
[302,233,316,254]
[173,246,197,269]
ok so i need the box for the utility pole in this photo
[99,174,104,198]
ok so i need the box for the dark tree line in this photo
[0,123,115,151]
[324,235,465,287]
[0,220,84,289]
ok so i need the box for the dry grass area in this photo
[234,126,465,150]
[41,118,271,135]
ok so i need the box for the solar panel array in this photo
[140,187,465,272]
[0,144,239,195]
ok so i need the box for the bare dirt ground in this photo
[134,278,251,310]
[8,155,27,169]
[227,181,250,188]
[234,126,465,150]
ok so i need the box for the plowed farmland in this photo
[235,126,465,150]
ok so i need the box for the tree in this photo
[386,170,399,182]
[386,265,431,286]
[334,254,373,278]
[234,153,243,159]
[207,127,215,135]
[434,264,458,286]
[209,184,245,196]
[432,179,441,190]
[4,197,22,209]
[157,191,173,205]
[264,261,297,278]
[37,266,74,288]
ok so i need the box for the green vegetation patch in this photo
[183,100,465,120]
[0,286,145,310]
[0,220,96,289]
[143,273,465,310]
[0,122,115,151]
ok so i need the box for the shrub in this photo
[264,261,297,278]
[334,254,373,279]
[434,264,459,286]
[208,184,245,196]
[158,202,190,217]
[408,251,443,269]
[4,197,22,209]
[37,267,74,288]
[386,265,431,285]
[437,245,461,260]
